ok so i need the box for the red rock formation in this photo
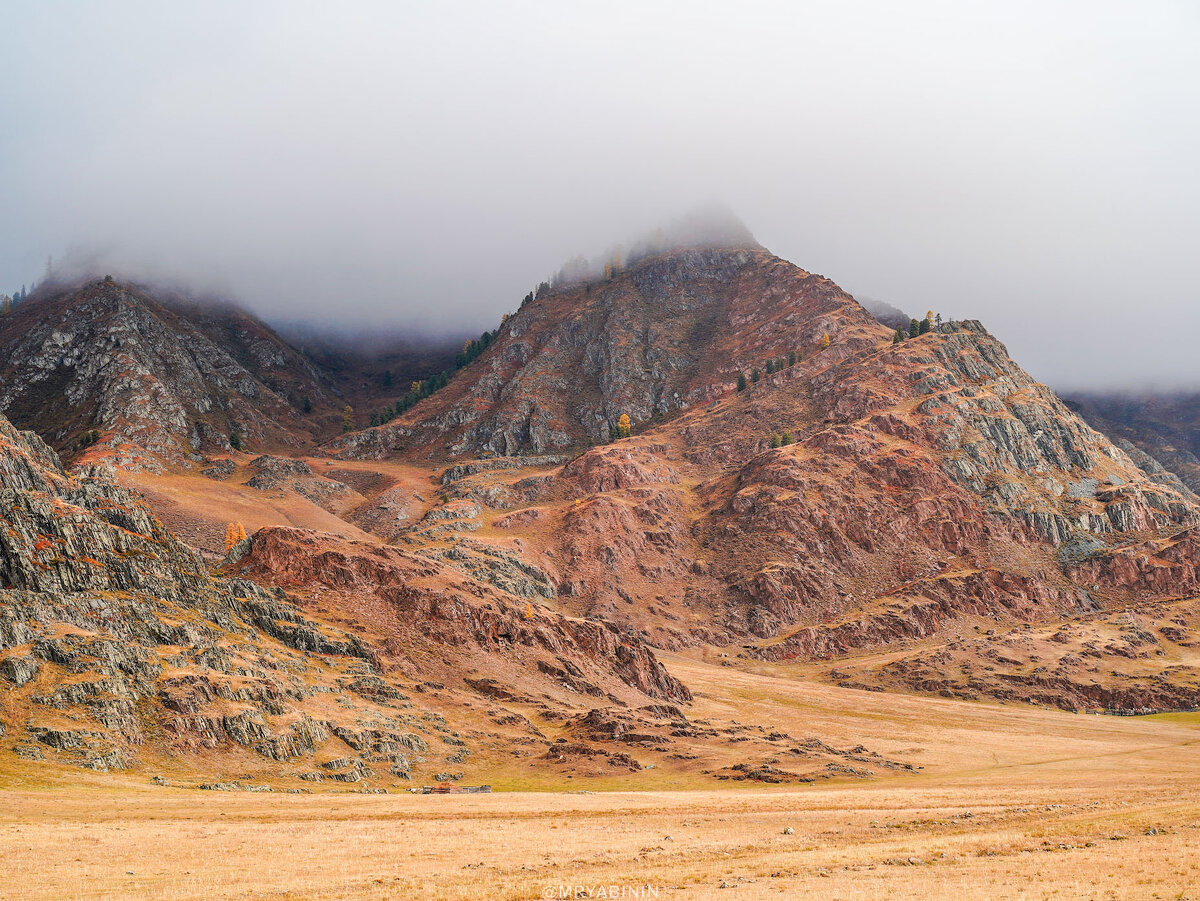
[226,527,691,702]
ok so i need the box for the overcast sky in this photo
[1,1,1197,389]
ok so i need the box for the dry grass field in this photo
[3,656,1199,900]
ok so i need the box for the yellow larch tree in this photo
[224,522,248,552]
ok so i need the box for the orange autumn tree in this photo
[616,414,632,439]
[224,522,247,552]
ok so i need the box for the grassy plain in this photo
[4,656,1199,900]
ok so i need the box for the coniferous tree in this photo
[781,431,794,446]
[616,413,632,439]
[788,351,796,367]
[342,405,355,432]
[302,396,312,414]
[0,294,10,315]
[229,432,243,451]
[919,317,931,335]
[766,359,775,375]
[751,369,760,383]
[909,318,921,338]
[370,411,380,427]
[737,372,747,392]
[770,433,782,449]
[893,329,904,344]
[224,523,239,553]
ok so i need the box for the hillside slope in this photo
[0,410,719,783]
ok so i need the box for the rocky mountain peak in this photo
[0,277,339,470]
[331,244,885,459]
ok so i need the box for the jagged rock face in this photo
[329,247,885,459]
[0,416,203,594]
[0,411,400,772]
[683,321,1199,642]
[714,342,1193,645]
[0,279,337,468]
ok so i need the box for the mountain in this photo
[0,278,345,469]
[324,242,1200,709]
[0,277,484,473]
[4,235,1200,784]
[332,245,884,458]
[1064,391,1200,496]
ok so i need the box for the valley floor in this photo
[3,658,1199,900]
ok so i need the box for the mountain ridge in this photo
[3,237,1200,786]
